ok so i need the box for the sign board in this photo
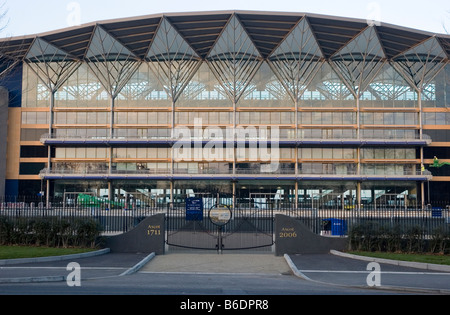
[209,206,232,227]
[186,197,204,221]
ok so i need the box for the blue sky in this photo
[1,0,449,37]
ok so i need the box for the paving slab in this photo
[141,252,292,275]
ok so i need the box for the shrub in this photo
[0,216,102,248]
[347,222,449,254]
[73,218,102,248]
[385,224,403,253]
[0,217,13,245]
[405,225,425,253]
[430,227,450,254]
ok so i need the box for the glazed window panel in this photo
[208,112,219,124]
[54,63,110,108]
[281,112,293,124]
[322,112,332,124]
[148,148,158,159]
[299,148,312,159]
[436,113,446,125]
[301,63,355,107]
[300,112,355,125]
[362,148,417,160]
[260,112,270,124]
[280,148,295,159]
[22,112,49,125]
[322,148,333,159]
[361,64,418,108]
[343,149,356,159]
[176,63,231,108]
[422,65,448,108]
[238,62,293,108]
[55,148,65,159]
[361,164,418,175]
[156,112,169,124]
[127,112,138,124]
[66,148,76,159]
[54,112,67,124]
[333,148,343,159]
[22,64,51,108]
[97,148,109,158]
[115,63,171,108]
[115,148,127,159]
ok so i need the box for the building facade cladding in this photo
[1,11,450,205]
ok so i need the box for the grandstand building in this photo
[0,10,449,207]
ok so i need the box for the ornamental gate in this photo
[166,194,274,251]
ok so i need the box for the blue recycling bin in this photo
[432,208,443,218]
[323,218,348,236]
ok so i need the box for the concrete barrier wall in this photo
[275,214,347,256]
[104,214,165,255]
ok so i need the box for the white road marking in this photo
[299,270,450,276]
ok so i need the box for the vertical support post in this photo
[46,179,50,208]
[108,181,112,210]
[232,181,236,209]
[46,91,55,207]
[217,226,223,255]
[110,97,115,139]
[418,90,426,208]
[418,90,423,140]
[295,99,299,143]
[356,97,360,139]
[170,180,174,207]
[357,181,362,210]
[357,146,361,210]
[233,101,236,177]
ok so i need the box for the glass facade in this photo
[3,11,449,204]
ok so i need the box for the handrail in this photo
[39,168,432,177]
[40,133,432,143]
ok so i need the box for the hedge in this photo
[0,216,102,248]
[348,222,450,254]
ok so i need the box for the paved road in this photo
[287,253,450,294]
[0,252,149,281]
[0,250,449,296]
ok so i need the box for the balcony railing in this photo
[39,168,432,179]
[40,133,432,146]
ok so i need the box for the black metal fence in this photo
[0,196,449,244]
[0,200,166,236]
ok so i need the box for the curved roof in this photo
[0,10,449,62]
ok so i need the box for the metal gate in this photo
[166,194,274,251]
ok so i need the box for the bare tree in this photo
[0,1,8,34]
[0,1,17,80]
[443,10,450,34]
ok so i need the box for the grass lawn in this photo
[0,246,96,260]
[349,251,450,266]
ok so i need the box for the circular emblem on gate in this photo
[209,205,232,227]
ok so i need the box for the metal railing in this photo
[39,168,432,178]
[1,197,448,238]
[40,133,432,143]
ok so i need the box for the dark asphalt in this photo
[0,252,149,281]
[288,253,450,294]
[0,251,449,295]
